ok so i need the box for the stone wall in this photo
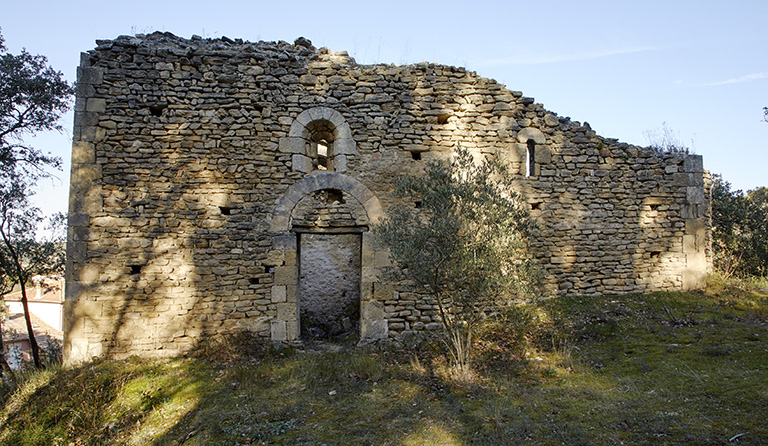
[64,32,710,362]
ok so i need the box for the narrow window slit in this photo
[317,140,329,170]
[526,139,536,177]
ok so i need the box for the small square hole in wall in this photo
[249,277,260,285]
[219,206,232,215]
[437,113,451,124]
[265,266,275,274]
[650,251,661,259]
[649,204,660,211]
[531,202,542,210]
[325,189,345,205]
[410,151,421,160]
[129,265,143,275]
[149,104,166,117]
[414,201,423,209]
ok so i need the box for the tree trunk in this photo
[18,281,41,368]
[0,318,16,381]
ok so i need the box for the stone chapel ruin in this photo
[64,32,711,362]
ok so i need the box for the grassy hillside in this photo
[1,279,767,445]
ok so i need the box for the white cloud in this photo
[692,72,768,87]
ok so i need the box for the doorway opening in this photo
[298,231,362,342]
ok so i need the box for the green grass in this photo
[2,281,767,445]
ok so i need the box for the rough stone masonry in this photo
[64,32,711,362]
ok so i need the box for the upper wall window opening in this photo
[317,140,329,170]
[307,119,335,172]
[526,139,536,177]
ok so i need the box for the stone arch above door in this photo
[267,172,388,343]
[269,172,383,233]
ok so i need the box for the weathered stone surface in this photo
[299,233,361,338]
[64,32,711,363]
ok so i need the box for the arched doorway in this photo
[267,172,388,343]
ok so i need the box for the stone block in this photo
[276,302,297,320]
[360,300,387,340]
[292,154,313,173]
[683,234,700,253]
[334,138,357,155]
[283,249,297,266]
[74,111,100,127]
[506,144,525,163]
[286,285,298,303]
[672,173,690,187]
[363,196,385,224]
[360,282,374,301]
[68,241,87,263]
[289,120,308,137]
[273,266,297,285]
[517,127,546,144]
[74,97,87,113]
[334,121,353,140]
[544,113,559,127]
[686,187,705,204]
[373,284,395,300]
[77,66,103,84]
[683,155,703,173]
[534,146,551,163]
[285,320,299,340]
[279,136,306,154]
[308,106,333,122]
[362,266,381,283]
[68,212,90,227]
[333,154,347,173]
[86,98,107,113]
[685,218,707,236]
[270,320,287,341]
[79,125,106,142]
[269,215,291,233]
[271,285,287,303]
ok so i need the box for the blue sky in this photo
[4,0,767,216]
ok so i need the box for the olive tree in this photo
[375,146,541,371]
[711,175,768,278]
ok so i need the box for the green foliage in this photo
[375,145,541,370]
[1,289,767,445]
[0,30,72,174]
[711,174,768,277]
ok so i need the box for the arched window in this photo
[526,139,536,177]
[281,107,358,175]
[307,120,335,171]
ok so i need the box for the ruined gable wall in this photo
[65,32,710,361]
